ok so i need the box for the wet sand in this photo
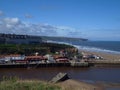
[57,79,104,90]
[57,79,120,90]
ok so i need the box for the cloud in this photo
[55,26,81,37]
[81,28,120,41]
[25,14,33,18]
[3,17,21,25]
[0,17,81,37]
[0,10,4,16]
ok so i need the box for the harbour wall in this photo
[0,61,120,68]
[0,63,70,68]
[0,62,89,68]
[89,60,120,67]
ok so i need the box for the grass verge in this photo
[0,76,61,90]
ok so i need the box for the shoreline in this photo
[54,41,120,61]
[78,49,120,61]
[76,46,120,55]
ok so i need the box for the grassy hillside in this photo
[0,42,75,55]
[41,36,88,42]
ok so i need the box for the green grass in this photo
[0,43,75,55]
[0,76,61,90]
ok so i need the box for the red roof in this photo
[55,57,69,62]
[56,58,69,61]
[0,56,5,58]
[53,55,64,59]
[25,56,46,60]
[56,59,69,62]
[15,60,27,63]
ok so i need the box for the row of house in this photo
[0,53,103,64]
[0,33,43,44]
[0,54,70,64]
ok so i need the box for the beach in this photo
[78,49,120,61]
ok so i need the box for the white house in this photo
[44,54,56,63]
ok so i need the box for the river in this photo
[0,67,120,83]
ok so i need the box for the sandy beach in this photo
[78,49,120,61]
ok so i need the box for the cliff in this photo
[41,36,88,42]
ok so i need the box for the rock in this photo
[49,72,69,83]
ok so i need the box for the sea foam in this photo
[73,45,120,55]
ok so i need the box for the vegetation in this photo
[41,36,88,42]
[0,76,61,90]
[0,43,75,55]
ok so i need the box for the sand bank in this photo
[57,79,104,90]
[57,79,120,90]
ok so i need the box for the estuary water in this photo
[0,67,120,83]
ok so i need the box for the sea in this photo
[51,41,120,54]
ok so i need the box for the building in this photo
[25,56,47,63]
[0,33,42,44]
[0,54,26,64]
[55,57,69,63]
[44,54,56,63]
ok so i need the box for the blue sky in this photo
[0,0,120,41]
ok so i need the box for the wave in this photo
[74,45,120,54]
[46,40,73,45]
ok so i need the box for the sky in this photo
[0,0,120,41]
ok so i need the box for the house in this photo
[0,33,43,44]
[55,57,69,63]
[44,54,56,63]
[0,54,26,64]
[8,54,26,63]
[25,56,47,63]
[0,56,5,64]
[53,55,63,59]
